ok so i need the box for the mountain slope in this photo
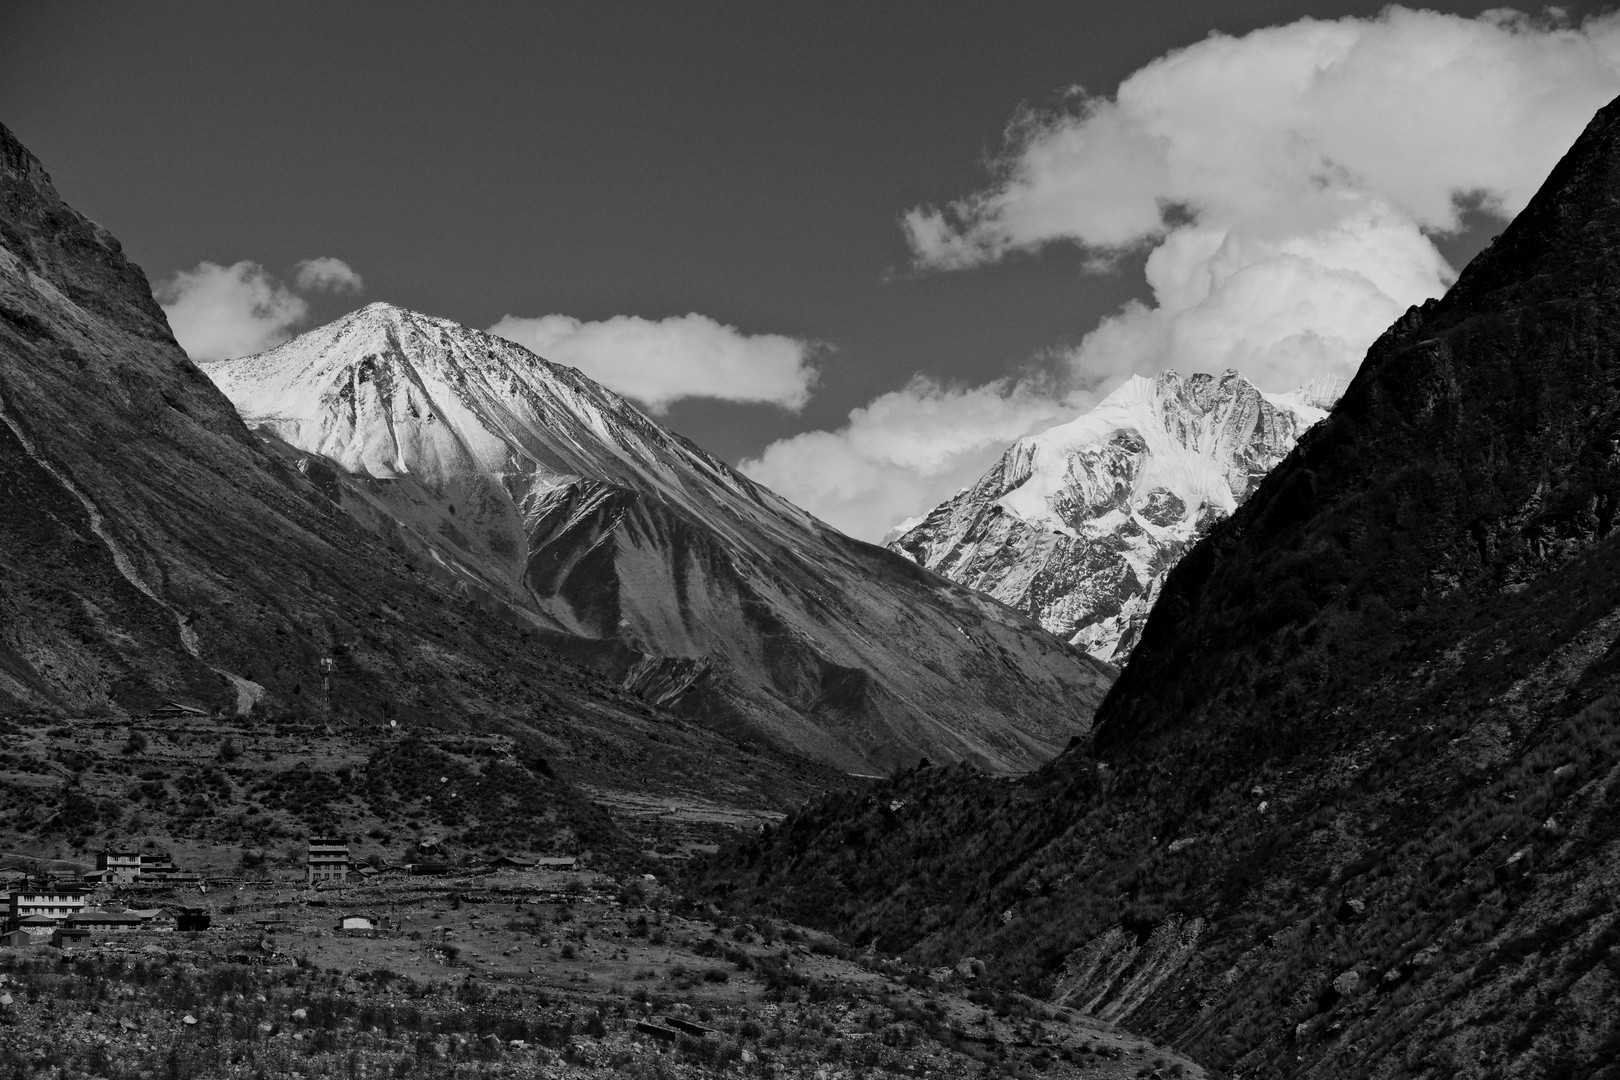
[203,306,1114,774]
[889,370,1331,663]
[705,94,1620,1079]
[0,119,837,843]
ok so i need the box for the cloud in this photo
[904,6,1620,392]
[489,312,818,413]
[740,377,1081,542]
[753,7,1620,543]
[155,258,364,362]
[293,257,364,293]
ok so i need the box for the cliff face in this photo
[0,121,836,821]
[707,94,1620,1079]
[890,370,1329,662]
[202,306,1115,774]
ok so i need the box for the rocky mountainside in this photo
[0,120,838,841]
[704,95,1620,1079]
[202,306,1113,775]
[889,370,1332,663]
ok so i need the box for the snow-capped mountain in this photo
[203,304,1114,774]
[888,370,1334,664]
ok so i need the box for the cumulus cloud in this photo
[293,257,364,293]
[740,376,1080,542]
[906,6,1620,391]
[757,7,1620,541]
[489,312,818,414]
[155,258,364,362]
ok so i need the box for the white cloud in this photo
[904,7,1620,393]
[756,7,1620,543]
[294,257,364,293]
[155,257,364,362]
[489,312,818,414]
[740,377,1081,542]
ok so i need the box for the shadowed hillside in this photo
[701,94,1620,1080]
[0,120,839,840]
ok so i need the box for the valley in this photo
[0,861,1206,1079]
[701,91,1620,1080]
[8,27,1620,1080]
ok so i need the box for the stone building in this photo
[307,838,351,885]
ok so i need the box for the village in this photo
[0,696,1206,1080]
[1,836,579,949]
[0,835,1203,1080]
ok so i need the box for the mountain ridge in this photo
[0,118,841,847]
[890,368,1330,662]
[203,304,1116,774]
[702,92,1620,1080]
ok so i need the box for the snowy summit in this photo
[889,369,1335,663]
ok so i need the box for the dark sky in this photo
[0,1,1601,463]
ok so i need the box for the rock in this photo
[741,1049,757,1064]
[1410,945,1443,968]
[1167,837,1199,854]
[1553,764,1578,781]
[258,1022,273,1034]
[1332,970,1364,998]
[291,1008,307,1021]
[0,993,12,1007]
[1496,846,1536,882]
[182,1015,198,1026]
[1337,898,1367,923]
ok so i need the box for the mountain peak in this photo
[890,367,1332,662]
[204,309,1114,772]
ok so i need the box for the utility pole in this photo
[319,656,335,726]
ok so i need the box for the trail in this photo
[0,391,264,713]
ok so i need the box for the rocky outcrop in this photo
[890,371,1330,662]
[1053,915,1206,1023]
[203,306,1115,774]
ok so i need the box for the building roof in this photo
[68,910,148,924]
[146,701,210,717]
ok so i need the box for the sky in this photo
[6,2,1620,540]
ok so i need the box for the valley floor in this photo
[0,867,1203,1079]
